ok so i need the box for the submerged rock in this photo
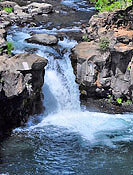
[26,33,58,45]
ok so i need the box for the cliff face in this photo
[71,6,133,106]
[0,53,48,140]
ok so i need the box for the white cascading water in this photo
[38,38,80,112]
[7,26,133,148]
[61,0,95,11]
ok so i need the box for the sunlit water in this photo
[0,1,133,173]
[61,0,95,11]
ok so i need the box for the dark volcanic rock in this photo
[0,29,7,54]
[0,1,53,27]
[26,33,58,45]
[71,6,133,107]
[0,53,48,140]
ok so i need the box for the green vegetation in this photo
[117,98,122,104]
[126,99,132,105]
[7,42,14,55]
[82,34,91,42]
[0,48,3,54]
[99,37,110,51]
[3,7,13,13]
[90,0,132,12]
[108,94,111,103]
[128,64,131,71]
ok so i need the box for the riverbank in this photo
[71,5,133,112]
[0,0,132,140]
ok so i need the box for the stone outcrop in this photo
[71,6,133,105]
[26,2,53,14]
[0,29,7,54]
[26,33,58,45]
[0,53,47,140]
[0,0,55,140]
[0,1,53,27]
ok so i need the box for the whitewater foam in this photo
[9,26,133,148]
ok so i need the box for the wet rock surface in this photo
[0,53,47,139]
[26,33,58,45]
[71,6,133,109]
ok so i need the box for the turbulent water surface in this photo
[0,0,133,175]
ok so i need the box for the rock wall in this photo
[0,0,54,139]
[0,53,48,140]
[71,6,133,106]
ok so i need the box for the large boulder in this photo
[26,33,58,45]
[27,2,53,15]
[72,40,133,100]
[0,53,48,97]
[71,41,111,98]
[0,53,48,139]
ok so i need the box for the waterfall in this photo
[7,26,133,148]
[1,2,133,173]
[37,38,80,113]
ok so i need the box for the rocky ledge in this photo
[0,0,53,140]
[0,0,53,27]
[0,52,47,140]
[71,5,133,111]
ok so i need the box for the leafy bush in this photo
[99,37,110,51]
[108,94,111,103]
[82,34,91,42]
[117,98,122,104]
[90,0,132,12]
[7,42,14,55]
[3,7,13,13]
[0,48,3,53]
[126,99,132,105]
[128,64,131,71]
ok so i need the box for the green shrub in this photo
[126,99,132,105]
[0,48,3,53]
[128,64,131,71]
[99,37,110,51]
[108,94,111,103]
[3,7,13,13]
[82,34,91,42]
[90,0,132,12]
[7,42,14,55]
[117,98,122,104]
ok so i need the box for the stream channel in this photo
[0,0,133,174]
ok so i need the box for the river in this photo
[0,0,133,174]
